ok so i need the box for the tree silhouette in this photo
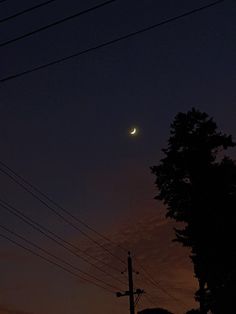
[185,310,200,314]
[151,108,236,313]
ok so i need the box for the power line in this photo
[0,0,117,45]
[0,159,127,254]
[134,259,188,306]
[142,293,157,307]
[0,0,57,24]
[0,198,126,286]
[134,292,143,307]
[140,270,187,306]
[0,232,115,293]
[0,223,121,291]
[0,165,126,266]
[0,0,225,82]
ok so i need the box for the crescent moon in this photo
[130,128,137,135]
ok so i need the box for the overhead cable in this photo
[0,165,126,266]
[0,0,117,43]
[0,199,126,286]
[0,0,57,24]
[0,231,115,293]
[0,0,225,82]
[0,223,122,291]
[136,262,187,306]
[0,159,127,254]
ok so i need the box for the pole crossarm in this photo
[116,289,144,298]
[116,252,144,314]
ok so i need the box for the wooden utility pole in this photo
[128,251,135,314]
[116,252,144,314]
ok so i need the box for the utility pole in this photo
[128,251,135,314]
[116,252,144,314]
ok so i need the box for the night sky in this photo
[0,0,235,313]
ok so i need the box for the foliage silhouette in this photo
[151,108,236,313]
[185,310,200,314]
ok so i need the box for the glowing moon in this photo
[130,127,137,135]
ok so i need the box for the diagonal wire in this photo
[0,223,122,291]
[133,255,189,307]
[0,159,127,254]
[0,0,117,43]
[0,232,115,293]
[0,198,126,286]
[0,165,126,266]
[134,293,142,307]
[142,293,157,307]
[0,0,57,24]
[137,263,188,306]
[0,0,225,82]
[0,197,123,274]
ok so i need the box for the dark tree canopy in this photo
[185,310,200,314]
[151,108,236,313]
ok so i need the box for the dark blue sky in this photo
[0,1,235,313]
